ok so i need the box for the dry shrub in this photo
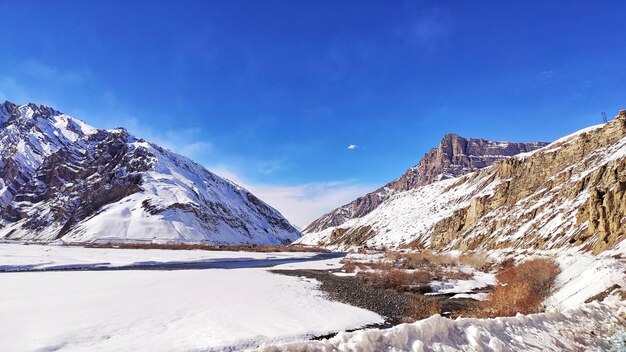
[408,295,441,321]
[498,257,516,270]
[413,250,456,267]
[479,258,561,317]
[356,269,431,291]
[342,260,357,273]
[436,268,473,280]
[366,261,394,271]
[340,260,369,273]
[340,258,396,273]
[515,258,561,298]
[389,250,456,269]
[459,252,490,270]
[486,281,534,316]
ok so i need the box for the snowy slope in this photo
[258,299,626,352]
[0,101,300,244]
[296,175,499,248]
[298,111,626,253]
[304,134,547,234]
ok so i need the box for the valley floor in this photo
[1,244,625,351]
[0,244,382,352]
[0,243,322,271]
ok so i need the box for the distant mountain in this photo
[0,101,300,244]
[297,110,626,254]
[303,134,548,234]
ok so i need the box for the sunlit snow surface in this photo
[1,244,625,351]
[258,299,626,352]
[0,104,300,245]
[258,249,626,352]
[0,244,381,352]
[0,243,318,271]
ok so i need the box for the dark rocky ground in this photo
[271,269,484,326]
[273,269,413,324]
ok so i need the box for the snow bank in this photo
[257,300,626,352]
[0,268,382,352]
[0,243,319,271]
[272,257,344,270]
[546,251,626,308]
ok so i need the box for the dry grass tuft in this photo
[407,295,441,321]
[387,250,456,269]
[459,252,490,271]
[477,258,560,317]
[356,269,431,291]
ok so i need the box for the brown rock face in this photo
[303,134,548,234]
[306,111,626,254]
[2,129,151,239]
[418,115,626,253]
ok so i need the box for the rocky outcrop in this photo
[300,111,626,254]
[2,128,150,239]
[423,117,626,254]
[303,135,547,234]
[0,101,300,244]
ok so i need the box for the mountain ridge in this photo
[297,110,626,254]
[303,134,548,234]
[0,101,300,245]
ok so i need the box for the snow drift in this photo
[257,299,626,352]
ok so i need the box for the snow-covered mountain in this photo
[297,110,626,254]
[0,101,300,244]
[304,134,548,234]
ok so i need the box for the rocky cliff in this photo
[303,134,547,234]
[297,110,626,254]
[0,101,300,244]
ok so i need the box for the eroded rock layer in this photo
[303,134,547,234]
[298,111,626,254]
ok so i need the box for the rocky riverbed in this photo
[272,269,483,325]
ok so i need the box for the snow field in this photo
[0,268,382,352]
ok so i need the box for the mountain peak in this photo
[0,102,300,245]
[298,116,626,253]
[0,101,63,123]
[302,134,549,234]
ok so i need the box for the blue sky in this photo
[1,1,626,226]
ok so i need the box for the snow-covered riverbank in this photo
[257,299,626,352]
[0,243,323,271]
[2,244,624,351]
[0,244,381,352]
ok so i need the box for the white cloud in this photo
[22,60,91,85]
[177,141,214,158]
[211,167,375,229]
[347,144,358,150]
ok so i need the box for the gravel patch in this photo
[272,269,484,325]
[273,269,415,324]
